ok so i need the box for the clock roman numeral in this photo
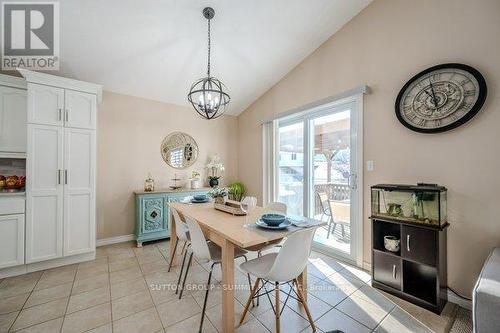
[464,90,476,97]
[435,119,441,127]
[458,78,469,86]
[415,118,426,126]
[430,73,441,82]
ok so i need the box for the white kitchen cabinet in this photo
[0,214,25,269]
[27,83,64,126]
[65,90,97,130]
[21,69,100,265]
[63,128,95,256]
[0,86,27,153]
[26,125,64,263]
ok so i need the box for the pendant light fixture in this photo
[187,7,230,119]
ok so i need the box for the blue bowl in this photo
[261,213,286,226]
[193,194,207,201]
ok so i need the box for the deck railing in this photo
[314,183,350,215]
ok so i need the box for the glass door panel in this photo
[277,122,304,216]
[311,109,352,256]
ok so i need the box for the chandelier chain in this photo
[207,17,211,77]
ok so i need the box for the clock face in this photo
[395,63,487,133]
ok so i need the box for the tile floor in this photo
[0,240,452,333]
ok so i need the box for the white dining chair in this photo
[181,216,253,333]
[239,227,317,333]
[168,208,192,296]
[241,196,257,209]
[266,201,287,214]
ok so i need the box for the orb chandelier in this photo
[187,7,230,120]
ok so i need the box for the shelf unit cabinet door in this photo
[0,86,27,152]
[401,225,437,266]
[26,125,64,263]
[64,90,96,129]
[373,251,401,290]
[63,128,95,256]
[27,83,64,126]
[0,214,25,268]
[141,196,166,235]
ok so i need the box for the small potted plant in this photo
[228,182,245,201]
[190,171,201,189]
[208,187,228,204]
[206,155,225,188]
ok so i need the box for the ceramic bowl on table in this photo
[260,213,286,227]
[384,236,400,252]
[193,194,207,201]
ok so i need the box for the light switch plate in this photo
[367,160,374,171]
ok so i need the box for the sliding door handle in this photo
[64,170,68,185]
[57,170,61,184]
[392,265,397,279]
[58,108,62,121]
[65,109,69,122]
[406,235,410,252]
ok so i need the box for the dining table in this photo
[168,201,325,333]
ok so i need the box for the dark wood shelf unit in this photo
[371,218,448,314]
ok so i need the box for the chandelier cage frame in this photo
[187,7,230,120]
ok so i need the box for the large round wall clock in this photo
[395,63,487,133]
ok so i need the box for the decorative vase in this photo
[190,179,201,189]
[384,236,400,252]
[209,178,219,188]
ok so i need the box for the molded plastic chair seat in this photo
[240,252,278,278]
[206,241,248,263]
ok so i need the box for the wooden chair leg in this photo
[293,279,316,331]
[239,278,261,325]
[275,282,281,333]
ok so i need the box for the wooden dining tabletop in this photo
[168,201,325,333]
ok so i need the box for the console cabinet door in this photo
[402,225,437,266]
[64,90,96,130]
[26,125,64,263]
[63,128,95,256]
[27,83,64,126]
[0,214,24,268]
[373,251,401,290]
[0,86,27,152]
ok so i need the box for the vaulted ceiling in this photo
[58,0,372,115]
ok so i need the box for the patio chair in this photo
[316,192,334,238]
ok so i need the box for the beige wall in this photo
[237,0,500,296]
[97,91,238,239]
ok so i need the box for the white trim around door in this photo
[262,90,366,268]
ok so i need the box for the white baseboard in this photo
[447,289,472,310]
[363,261,371,271]
[96,234,135,247]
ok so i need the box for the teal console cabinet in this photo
[134,188,209,247]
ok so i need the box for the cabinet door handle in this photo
[65,109,69,122]
[392,265,397,279]
[57,170,61,184]
[58,108,62,121]
[64,170,68,185]
[407,235,411,252]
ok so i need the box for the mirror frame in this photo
[160,132,199,169]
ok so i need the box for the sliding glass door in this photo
[311,109,353,257]
[275,99,361,263]
[277,121,304,216]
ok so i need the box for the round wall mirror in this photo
[160,132,199,169]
